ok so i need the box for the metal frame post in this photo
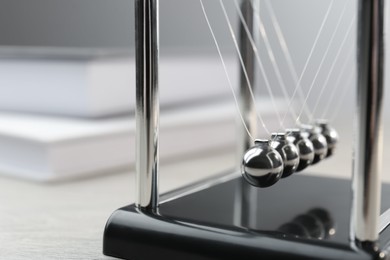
[235,0,259,228]
[352,0,385,244]
[135,0,160,210]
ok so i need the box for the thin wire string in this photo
[265,0,335,126]
[229,0,286,129]
[329,71,354,121]
[261,0,311,123]
[262,0,350,124]
[236,0,298,123]
[200,0,351,141]
[199,0,256,141]
[320,48,354,119]
[311,15,355,120]
[296,13,356,123]
[217,0,272,135]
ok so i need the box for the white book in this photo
[0,99,288,182]
[0,47,236,117]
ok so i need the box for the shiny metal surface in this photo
[352,0,385,243]
[287,129,314,172]
[270,133,300,178]
[301,125,328,165]
[379,208,390,234]
[135,0,159,209]
[236,0,259,229]
[315,120,338,157]
[237,0,258,161]
[241,139,283,187]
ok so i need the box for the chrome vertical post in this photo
[238,0,258,160]
[135,0,159,210]
[235,0,259,229]
[352,0,385,244]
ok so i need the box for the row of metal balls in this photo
[241,120,338,188]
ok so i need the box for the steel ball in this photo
[301,125,328,164]
[286,129,314,172]
[241,139,284,188]
[315,120,338,157]
[270,133,300,178]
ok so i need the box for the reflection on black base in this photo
[278,208,335,240]
[103,174,390,260]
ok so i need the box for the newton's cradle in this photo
[103,0,390,259]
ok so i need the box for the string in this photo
[217,0,272,135]
[230,0,286,129]
[329,71,354,122]
[311,15,355,120]
[236,0,299,123]
[320,48,354,119]
[268,0,335,126]
[201,0,350,140]
[297,13,356,123]
[261,0,310,124]
[263,0,351,124]
[199,0,255,141]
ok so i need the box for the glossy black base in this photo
[103,174,390,260]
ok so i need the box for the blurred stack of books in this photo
[0,47,230,182]
[0,47,287,182]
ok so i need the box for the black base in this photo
[103,173,390,259]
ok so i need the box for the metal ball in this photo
[315,120,338,157]
[301,125,328,164]
[241,139,284,188]
[286,129,314,172]
[270,133,299,178]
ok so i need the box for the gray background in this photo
[0,0,359,97]
[0,0,350,55]
[0,0,387,121]
[0,0,133,48]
